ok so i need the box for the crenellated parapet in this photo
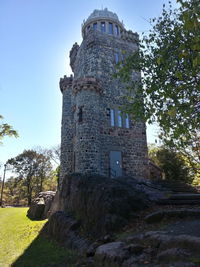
[70,43,80,72]
[60,75,73,93]
[73,76,102,95]
[121,30,139,43]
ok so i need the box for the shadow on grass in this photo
[11,228,78,267]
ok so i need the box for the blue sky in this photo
[0,0,177,170]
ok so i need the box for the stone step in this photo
[169,194,200,200]
[152,181,198,193]
[157,199,200,205]
[145,208,200,223]
[171,189,198,193]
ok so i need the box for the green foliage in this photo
[3,176,27,206]
[148,144,194,183]
[0,115,18,144]
[8,150,53,205]
[117,0,200,148]
[0,208,77,267]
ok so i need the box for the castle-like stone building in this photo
[59,9,148,184]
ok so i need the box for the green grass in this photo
[0,207,77,267]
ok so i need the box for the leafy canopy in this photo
[117,0,200,145]
[8,149,53,205]
[0,115,18,144]
[148,144,193,183]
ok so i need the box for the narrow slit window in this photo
[109,22,113,34]
[87,25,90,31]
[110,109,115,126]
[101,22,106,32]
[78,107,83,122]
[118,110,122,127]
[125,114,130,128]
[73,152,76,172]
[93,23,97,30]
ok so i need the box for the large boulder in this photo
[27,191,56,220]
[50,174,149,237]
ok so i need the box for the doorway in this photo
[109,151,122,178]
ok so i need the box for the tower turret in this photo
[60,8,149,186]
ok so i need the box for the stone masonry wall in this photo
[60,11,149,184]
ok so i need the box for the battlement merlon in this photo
[60,75,74,93]
[70,43,80,73]
[121,30,139,43]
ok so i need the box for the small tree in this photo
[8,150,52,205]
[149,145,193,183]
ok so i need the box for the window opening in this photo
[115,53,119,64]
[109,22,113,34]
[93,23,97,30]
[125,114,130,128]
[110,109,115,126]
[115,25,119,35]
[78,107,83,122]
[118,110,122,127]
[101,22,106,32]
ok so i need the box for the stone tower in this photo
[59,8,148,185]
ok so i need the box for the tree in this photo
[149,144,193,183]
[8,150,52,205]
[34,145,60,186]
[3,176,27,206]
[0,115,18,144]
[117,0,199,150]
[46,145,60,166]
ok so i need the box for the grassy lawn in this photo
[0,207,77,267]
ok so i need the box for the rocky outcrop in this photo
[90,231,200,266]
[27,191,56,220]
[37,175,200,266]
[50,174,149,238]
[42,211,90,253]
